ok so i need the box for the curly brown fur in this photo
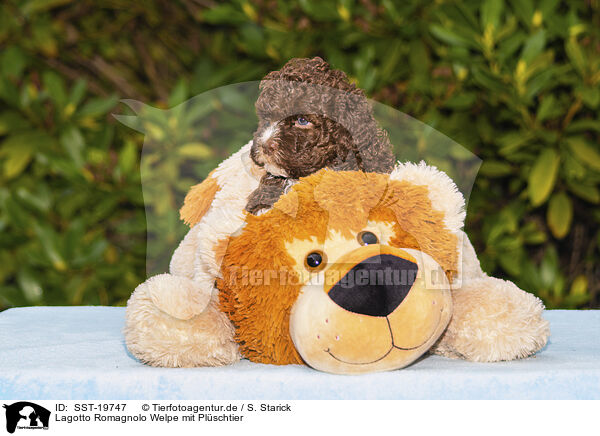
[247,57,394,214]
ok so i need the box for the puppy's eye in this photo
[358,231,378,246]
[295,116,312,128]
[305,251,327,271]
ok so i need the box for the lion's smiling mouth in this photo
[323,308,444,365]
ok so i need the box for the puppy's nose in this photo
[328,254,418,317]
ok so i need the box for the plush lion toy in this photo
[125,163,549,374]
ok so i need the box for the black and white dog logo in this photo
[3,402,50,433]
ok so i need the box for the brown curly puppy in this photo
[246,57,395,214]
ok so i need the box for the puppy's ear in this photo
[213,235,232,269]
[334,92,395,174]
[390,161,465,234]
[180,170,220,227]
[357,128,395,173]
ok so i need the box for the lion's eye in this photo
[358,231,378,246]
[295,116,312,127]
[305,251,327,271]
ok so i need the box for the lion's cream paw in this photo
[434,276,550,362]
[124,284,239,367]
[144,274,212,320]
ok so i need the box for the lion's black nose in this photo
[328,254,418,317]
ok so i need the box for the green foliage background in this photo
[0,0,599,310]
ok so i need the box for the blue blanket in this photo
[1,307,598,399]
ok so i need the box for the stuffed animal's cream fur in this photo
[124,149,549,369]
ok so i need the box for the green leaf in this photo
[68,78,87,108]
[527,148,559,206]
[77,95,119,118]
[21,0,73,15]
[59,126,85,168]
[63,219,84,260]
[539,0,559,16]
[119,140,138,174]
[521,220,546,244]
[0,134,42,179]
[539,245,559,290]
[168,79,189,107]
[525,67,555,100]
[520,30,545,64]
[430,25,478,49]
[0,46,27,79]
[17,269,43,304]
[566,119,600,133]
[381,0,402,23]
[566,180,600,204]
[498,248,523,276]
[471,66,506,93]
[0,111,31,135]
[2,194,29,231]
[42,70,67,109]
[481,0,504,32]
[201,4,248,24]
[565,37,587,76]
[547,192,572,239]
[443,92,477,109]
[32,222,67,271]
[580,86,599,109]
[0,77,20,106]
[112,114,140,132]
[298,0,338,20]
[15,185,52,212]
[239,23,266,57]
[71,238,108,267]
[479,160,512,177]
[498,131,534,155]
[536,94,557,122]
[569,275,588,296]
[567,137,600,171]
[497,31,525,63]
[509,0,534,26]
[177,142,213,159]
